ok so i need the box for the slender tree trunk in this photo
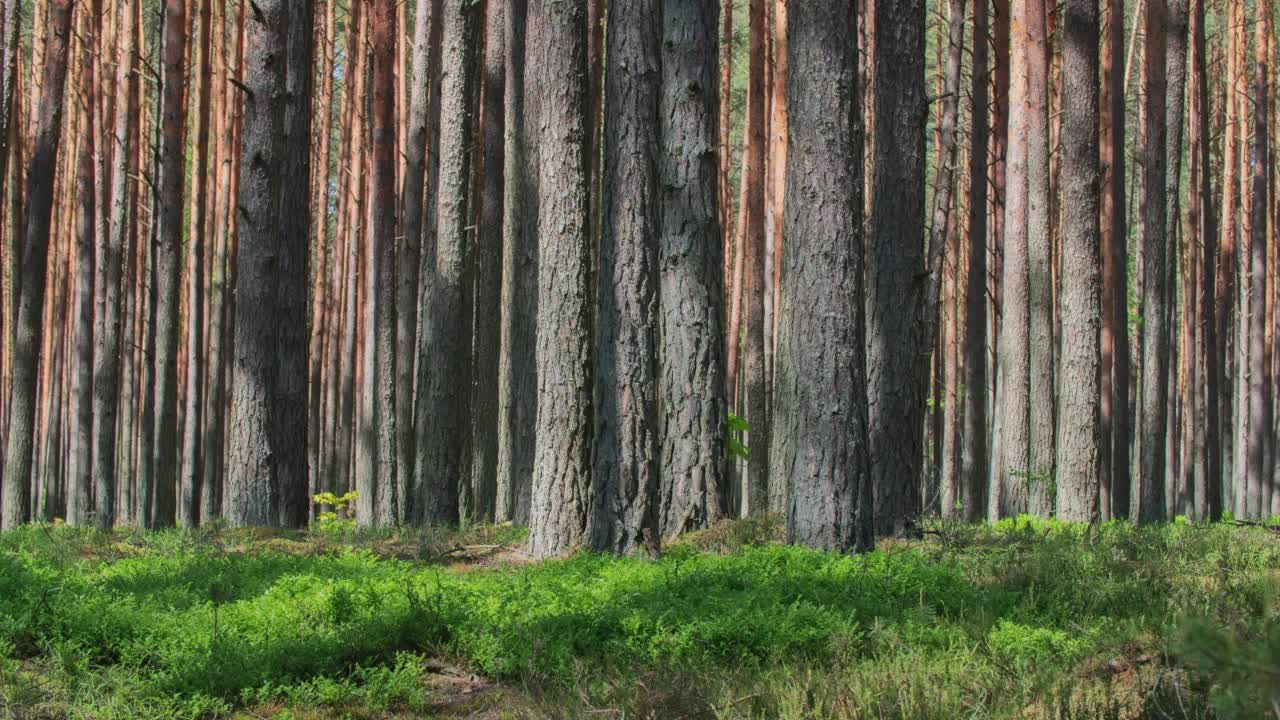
[1247,0,1270,519]
[397,0,440,523]
[1,0,72,530]
[527,0,590,559]
[1136,0,1168,523]
[359,0,400,526]
[68,13,96,526]
[774,0,872,552]
[962,0,990,523]
[1190,0,1218,520]
[931,0,965,519]
[658,0,726,539]
[495,0,536,525]
[414,0,480,526]
[869,0,926,536]
[467,2,504,523]
[148,0,189,528]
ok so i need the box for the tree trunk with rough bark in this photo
[869,0,926,536]
[414,0,480,526]
[962,0,989,523]
[1056,0,1101,522]
[527,0,590,559]
[657,0,725,540]
[774,0,872,552]
[2,0,72,530]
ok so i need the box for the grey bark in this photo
[1190,0,1218,520]
[70,37,96,527]
[414,0,480,526]
[1246,0,1269,520]
[149,0,189,527]
[868,0,926,536]
[398,0,441,525]
[1055,0,1101,521]
[657,0,726,539]
[467,1,504,522]
[93,0,132,529]
[275,0,315,527]
[589,0,662,556]
[1024,0,1053,517]
[1,0,72,530]
[495,0,537,525]
[961,0,989,523]
[774,0,872,553]
[1136,0,1169,523]
[527,0,591,559]
[226,0,285,526]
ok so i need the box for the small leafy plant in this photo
[728,413,750,462]
[312,490,359,531]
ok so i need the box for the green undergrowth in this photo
[0,518,1276,719]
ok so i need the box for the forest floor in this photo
[0,516,1277,720]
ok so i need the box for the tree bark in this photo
[774,0,872,553]
[868,0,926,536]
[397,0,441,523]
[495,0,536,525]
[1247,0,1270,519]
[467,2,505,523]
[1056,0,1101,521]
[527,0,590,559]
[359,0,400,526]
[657,0,726,540]
[1,0,72,529]
[1136,0,1168,523]
[68,14,96,526]
[413,0,480,526]
[962,0,989,523]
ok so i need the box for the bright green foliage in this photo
[0,519,1276,718]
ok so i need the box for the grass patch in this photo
[0,518,1276,718]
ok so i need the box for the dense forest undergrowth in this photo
[0,518,1276,720]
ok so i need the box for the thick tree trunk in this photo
[657,0,726,539]
[527,0,590,559]
[1190,0,1218,520]
[1,0,72,530]
[774,0,872,552]
[495,0,536,525]
[1136,0,1168,523]
[868,0,926,536]
[227,0,311,527]
[589,0,662,555]
[414,0,480,526]
[1056,0,1101,521]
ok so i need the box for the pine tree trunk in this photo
[1,0,72,530]
[962,0,989,523]
[359,0,401,526]
[1247,0,1270,519]
[930,0,965,520]
[869,0,926,536]
[495,0,536,525]
[774,0,872,552]
[527,0,590,559]
[467,2,505,523]
[1136,0,1168,523]
[657,0,726,539]
[413,0,480,526]
[397,0,440,523]
[1055,0,1101,521]
[69,14,96,526]
[588,0,662,555]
